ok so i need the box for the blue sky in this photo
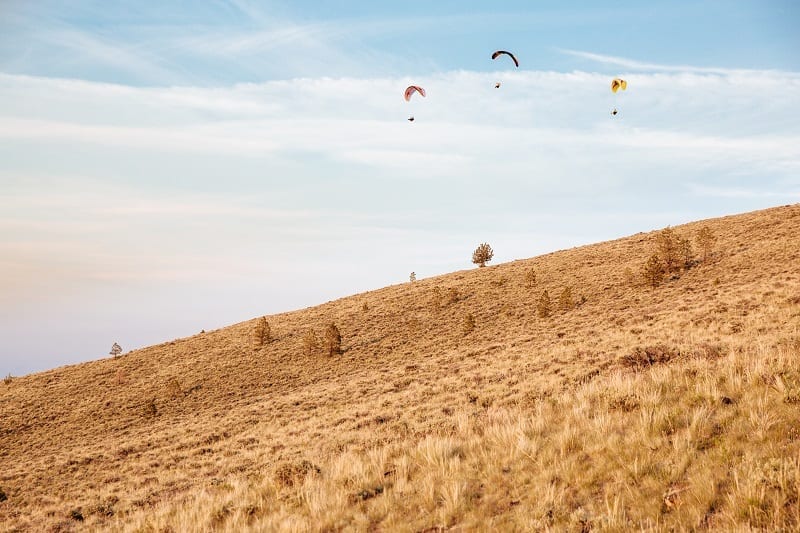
[1,1,799,375]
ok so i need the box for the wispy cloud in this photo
[558,48,800,76]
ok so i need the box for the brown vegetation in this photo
[252,317,271,349]
[471,242,494,268]
[1,204,799,531]
[323,323,342,356]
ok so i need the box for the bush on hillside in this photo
[650,227,695,280]
[429,287,443,310]
[472,243,494,268]
[166,378,183,399]
[302,330,319,356]
[324,323,342,356]
[696,226,717,262]
[642,253,665,287]
[677,234,694,269]
[446,287,459,305]
[656,227,682,273]
[620,344,681,369]
[253,317,271,349]
[558,286,574,311]
[537,290,551,318]
[275,460,321,488]
[3,374,12,386]
[524,268,537,288]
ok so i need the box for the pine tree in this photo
[642,253,665,287]
[656,227,680,273]
[696,226,716,262]
[558,286,574,311]
[537,290,551,318]
[253,316,271,348]
[302,330,319,356]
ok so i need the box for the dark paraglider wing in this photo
[491,50,519,68]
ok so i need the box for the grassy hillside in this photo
[1,204,799,532]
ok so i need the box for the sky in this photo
[1,1,798,376]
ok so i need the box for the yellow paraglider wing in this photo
[611,78,627,93]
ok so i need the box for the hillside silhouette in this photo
[1,203,799,531]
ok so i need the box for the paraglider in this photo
[404,85,426,101]
[491,50,519,89]
[491,50,519,67]
[404,85,425,122]
[610,78,627,117]
[611,78,627,93]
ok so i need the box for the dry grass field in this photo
[1,203,799,532]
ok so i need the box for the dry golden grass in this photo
[1,203,799,532]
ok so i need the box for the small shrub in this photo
[491,276,509,287]
[302,330,319,356]
[409,271,416,282]
[275,460,321,487]
[471,242,494,268]
[696,226,716,262]
[3,374,12,386]
[656,227,681,273]
[211,504,232,526]
[462,313,476,335]
[324,323,342,356]
[524,268,537,288]
[94,496,118,517]
[642,253,665,287]
[253,317,271,349]
[430,287,443,310]
[361,301,369,312]
[109,342,122,357]
[621,344,680,369]
[609,394,640,412]
[446,287,459,305]
[351,485,384,503]
[537,290,551,318]
[70,508,84,522]
[166,378,182,399]
[558,286,574,311]
[677,235,694,269]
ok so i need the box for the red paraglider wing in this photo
[491,50,519,67]
[404,85,426,101]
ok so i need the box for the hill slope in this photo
[1,204,799,531]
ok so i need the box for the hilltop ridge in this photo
[1,203,799,531]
